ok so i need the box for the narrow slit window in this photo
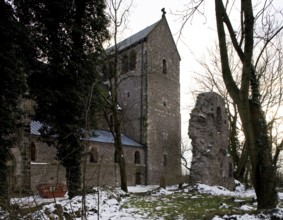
[122,55,128,74]
[129,50,136,71]
[31,142,36,162]
[162,59,167,74]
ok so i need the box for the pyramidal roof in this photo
[108,19,160,52]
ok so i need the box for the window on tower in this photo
[162,59,167,74]
[122,54,129,74]
[129,50,136,71]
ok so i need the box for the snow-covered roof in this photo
[30,120,42,136]
[30,121,143,147]
[108,20,160,52]
[86,130,143,147]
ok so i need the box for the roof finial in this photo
[161,8,166,17]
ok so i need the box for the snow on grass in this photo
[6,182,283,219]
[195,181,255,198]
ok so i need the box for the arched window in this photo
[216,107,222,132]
[162,59,167,74]
[134,151,141,164]
[89,147,98,163]
[31,142,36,162]
[129,50,136,71]
[163,154,168,166]
[122,54,128,74]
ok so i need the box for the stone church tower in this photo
[111,13,182,185]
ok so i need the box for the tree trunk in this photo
[113,110,128,192]
[118,150,128,192]
[249,102,278,209]
[66,165,81,198]
[234,142,248,183]
[60,135,82,199]
[237,98,278,209]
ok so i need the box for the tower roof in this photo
[107,13,181,60]
[107,20,160,53]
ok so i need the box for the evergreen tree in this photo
[15,0,109,198]
[0,0,32,206]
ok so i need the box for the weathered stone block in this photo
[189,92,235,190]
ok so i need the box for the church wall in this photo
[116,43,144,143]
[144,18,182,185]
[29,137,146,191]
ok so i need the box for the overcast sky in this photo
[108,0,283,149]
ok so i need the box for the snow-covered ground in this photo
[6,183,283,219]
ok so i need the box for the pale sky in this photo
[110,0,283,151]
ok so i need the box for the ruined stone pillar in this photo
[188,92,235,190]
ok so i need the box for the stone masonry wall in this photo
[118,43,144,143]
[29,137,146,191]
[188,92,235,190]
[145,16,181,185]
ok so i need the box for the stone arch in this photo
[6,151,16,192]
[9,148,22,191]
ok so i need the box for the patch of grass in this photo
[124,191,256,219]
[3,204,44,219]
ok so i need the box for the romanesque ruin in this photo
[188,92,235,190]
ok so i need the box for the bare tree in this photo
[195,32,283,183]
[183,0,283,209]
[100,0,133,193]
[193,44,246,181]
